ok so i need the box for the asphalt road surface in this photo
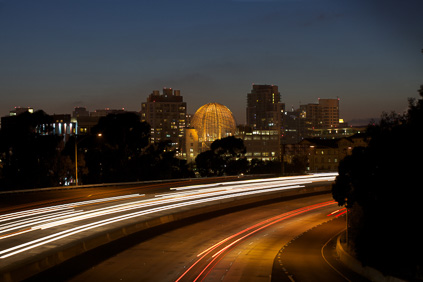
[273,216,369,282]
[0,177,243,214]
[43,193,364,282]
[1,173,338,281]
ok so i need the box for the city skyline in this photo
[1,0,422,125]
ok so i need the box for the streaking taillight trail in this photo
[175,200,338,282]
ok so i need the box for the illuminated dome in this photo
[191,103,237,144]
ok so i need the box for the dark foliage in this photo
[0,111,62,190]
[332,86,423,280]
[248,159,282,175]
[0,111,193,189]
[195,136,247,176]
[80,113,151,183]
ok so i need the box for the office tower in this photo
[246,84,284,131]
[303,98,340,130]
[140,88,186,154]
[246,84,285,159]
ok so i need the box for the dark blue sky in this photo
[1,0,422,124]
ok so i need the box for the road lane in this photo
[0,176,244,214]
[64,194,341,282]
[0,173,337,281]
[273,216,369,282]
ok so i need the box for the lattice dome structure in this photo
[191,103,237,144]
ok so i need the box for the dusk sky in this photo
[1,0,422,125]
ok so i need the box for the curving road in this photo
[273,216,369,282]
[0,173,340,281]
[56,194,357,281]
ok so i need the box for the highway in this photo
[0,176,246,214]
[0,173,337,281]
[64,194,349,281]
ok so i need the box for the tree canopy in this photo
[332,86,423,280]
[195,136,247,177]
[0,110,62,189]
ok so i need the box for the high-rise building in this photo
[303,98,340,130]
[246,84,285,131]
[246,84,285,160]
[140,88,186,154]
[282,98,352,145]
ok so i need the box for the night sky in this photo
[1,0,422,125]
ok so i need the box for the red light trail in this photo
[175,200,337,282]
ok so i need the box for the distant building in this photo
[90,108,126,117]
[1,107,34,129]
[190,103,237,152]
[236,125,280,162]
[184,128,199,163]
[9,106,34,116]
[42,114,77,143]
[307,125,367,139]
[282,107,307,144]
[246,84,285,132]
[282,98,348,144]
[2,110,76,144]
[140,88,187,155]
[303,98,340,130]
[286,134,369,172]
[72,107,89,118]
[245,84,285,159]
[75,116,100,135]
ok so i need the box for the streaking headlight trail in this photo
[0,173,336,261]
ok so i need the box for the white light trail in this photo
[0,185,305,259]
[0,173,337,260]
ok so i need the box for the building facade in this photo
[246,84,285,131]
[184,127,199,163]
[140,88,187,155]
[245,84,285,160]
[286,134,369,172]
[282,98,345,144]
[236,125,280,162]
[303,98,340,130]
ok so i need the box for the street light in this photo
[75,133,102,186]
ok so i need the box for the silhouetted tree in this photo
[332,86,423,280]
[195,150,219,177]
[0,110,62,190]
[247,160,282,175]
[133,141,193,180]
[196,136,247,176]
[284,155,307,174]
[81,112,150,184]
